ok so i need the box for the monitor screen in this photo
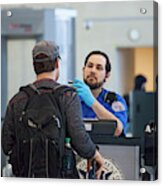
[83,119,117,136]
[129,91,155,138]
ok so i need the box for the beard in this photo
[84,77,105,90]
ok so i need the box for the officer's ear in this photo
[104,72,111,82]
[82,66,85,71]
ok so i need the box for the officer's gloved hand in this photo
[72,79,95,107]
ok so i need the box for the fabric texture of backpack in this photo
[15,84,70,178]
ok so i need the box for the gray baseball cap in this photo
[32,40,60,63]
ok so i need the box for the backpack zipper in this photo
[52,115,61,129]
[42,115,61,129]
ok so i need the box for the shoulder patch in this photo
[9,92,27,106]
[111,101,126,112]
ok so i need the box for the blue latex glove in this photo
[72,79,95,107]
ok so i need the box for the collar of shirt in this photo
[96,88,107,101]
[33,78,59,89]
[80,88,107,103]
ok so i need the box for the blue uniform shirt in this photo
[80,88,128,135]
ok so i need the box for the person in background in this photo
[134,74,147,91]
[2,41,104,178]
[124,74,147,107]
[124,74,147,124]
[72,51,128,136]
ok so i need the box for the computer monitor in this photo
[83,119,117,136]
[129,91,155,138]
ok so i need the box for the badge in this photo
[111,101,125,112]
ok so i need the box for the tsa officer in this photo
[72,51,128,136]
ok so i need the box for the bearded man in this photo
[72,51,128,136]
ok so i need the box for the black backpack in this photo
[15,84,70,178]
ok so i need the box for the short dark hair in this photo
[84,51,111,73]
[134,74,147,90]
[33,54,56,75]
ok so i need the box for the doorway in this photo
[117,47,157,95]
[7,38,36,102]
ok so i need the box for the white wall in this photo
[2,1,156,94]
[7,39,36,101]
[72,1,155,94]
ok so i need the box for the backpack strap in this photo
[19,84,42,112]
[19,84,41,97]
[20,83,76,97]
[52,85,76,95]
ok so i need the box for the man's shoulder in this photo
[103,89,127,111]
[51,84,77,102]
[9,90,27,107]
[103,89,124,101]
[103,89,117,102]
[55,84,76,96]
[114,92,125,102]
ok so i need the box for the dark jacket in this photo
[2,79,96,160]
